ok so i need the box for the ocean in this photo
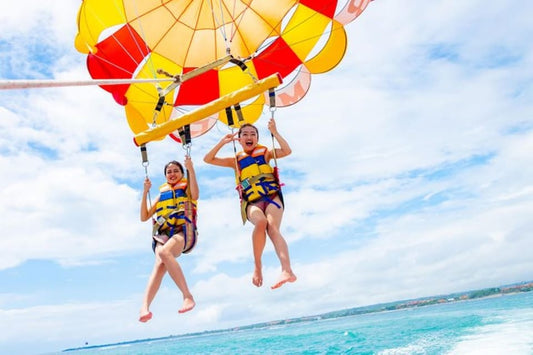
[63,291,533,354]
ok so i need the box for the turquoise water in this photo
[64,292,533,354]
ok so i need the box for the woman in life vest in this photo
[204,118,297,289]
[138,156,199,322]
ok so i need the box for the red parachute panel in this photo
[175,68,220,105]
[87,24,151,105]
[253,37,303,80]
[300,0,336,19]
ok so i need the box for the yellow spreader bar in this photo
[133,73,282,146]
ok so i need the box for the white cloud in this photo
[0,0,532,353]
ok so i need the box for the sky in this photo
[0,0,532,354]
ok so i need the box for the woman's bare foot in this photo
[178,297,195,313]
[271,271,297,289]
[252,267,263,287]
[139,311,152,322]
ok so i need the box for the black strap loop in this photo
[234,103,245,124]
[230,57,248,72]
[225,107,235,127]
[154,95,165,112]
[178,125,192,146]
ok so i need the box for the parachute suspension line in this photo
[234,59,257,82]
[209,0,245,55]
[178,124,193,175]
[151,54,238,129]
[177,125,195,239]
[231,125,241,196]
[278,1,335,40]
[124,3,161,82]
[267,87,285,207]
[225,106,242,177]
[87,2,152,80]
[85,53,135,78]
[234,2,339,78]
[139,144,153,210]
[229,0,238,41]
[156,55,233,100]
[268,88,279,167]
[207,0,256,83]
[225,103,243,183]
[226,0,247,45]
[89,2,139,71]
[209,0,230,52]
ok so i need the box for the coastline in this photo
[63,280,533,352]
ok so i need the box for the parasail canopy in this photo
[74,0,372,144]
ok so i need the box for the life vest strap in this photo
[152,210,189,236]
[240,172,276,188]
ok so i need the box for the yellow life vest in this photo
[155,179,197,234]
[236,145,279,203]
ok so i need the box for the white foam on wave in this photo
[447,309,533,355]
[378,335,441,355]
[378,342,427,355]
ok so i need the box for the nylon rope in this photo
[140,144,153,213]
[210,0,230,53]
[270,105,279,169]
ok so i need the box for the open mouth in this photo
[168,176,179,183]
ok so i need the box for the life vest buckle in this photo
[241,178,251,189]
[156,215,166,226]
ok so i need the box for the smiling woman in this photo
[138,155,199,322]
[203,118,297,289]
[2,1,533,354]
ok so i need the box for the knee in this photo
[254,218,268,231]
[156,248,172,262]
[155,258,165,270]
[157,243,181,262]
[266,224,279,236]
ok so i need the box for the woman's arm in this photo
[268,118,292,160]
[203,133,238,168]
[184,156,200,200]
[140,178,158,221]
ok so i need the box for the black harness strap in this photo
[178,124,192,146]
[225,107,235,127]
[234,103,245,124]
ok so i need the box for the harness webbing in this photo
[178,125,192,145]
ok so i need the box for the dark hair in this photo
[238,123,259,138]
[164,160,184,175]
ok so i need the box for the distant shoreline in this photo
[63,280,533,352]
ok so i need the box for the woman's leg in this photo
[139,249,166,322]
[265,196,297,289]
[157,235,195,313]
[247,204,268,287]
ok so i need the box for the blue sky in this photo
[1,0,532,354]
